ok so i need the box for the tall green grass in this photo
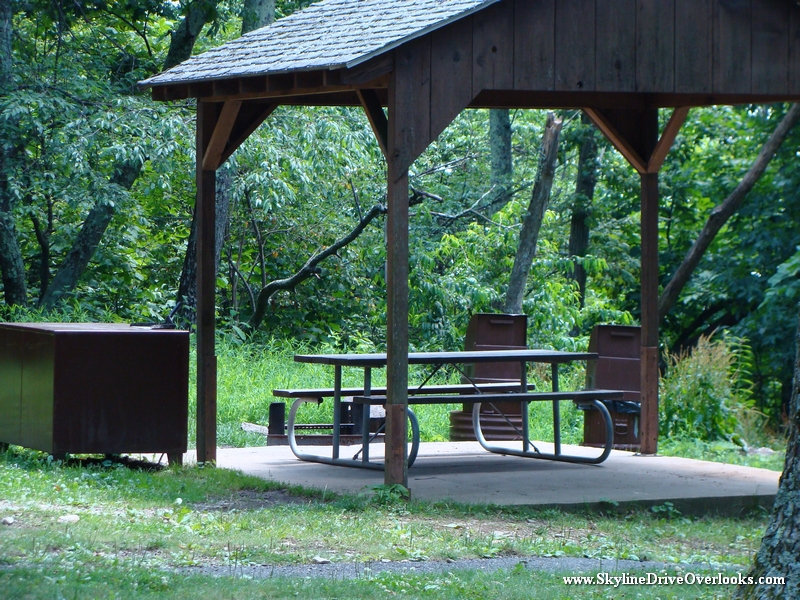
[660,334,778,449]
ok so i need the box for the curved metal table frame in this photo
[287,396,420,470]
[472,399,615,464]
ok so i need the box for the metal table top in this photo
[294,349,598,367]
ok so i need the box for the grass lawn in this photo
[0,447,771,599]
[0,339,785,598]
[1,564,743,599]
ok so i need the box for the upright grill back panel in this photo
[584,325,642,450]
[450,314,527,441]
[464,314,528,383]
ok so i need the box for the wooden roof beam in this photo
[189,81,214,97]
[583,108,650,173]
[324,70,343,86]
[213,79,240,97]
[240,76,267,95]
[584,107,688,174]
[646,107,690,173]
[295,71,324,89]
[163,84,189,101]
[151,68,391,103]
[357,89,388,157]
[342,54,394,85]
[219,101,278,165]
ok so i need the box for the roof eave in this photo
[344,0,500,69]
[141,0,500,92]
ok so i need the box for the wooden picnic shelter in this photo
[141,0,800,487]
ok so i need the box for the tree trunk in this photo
[0,0,11,90]
[567,113,598,308]
[0,209,26,306]
[734,308,800,599]
[487,108,513,215]
[176,212,199,319]
[0,0,27,307]
[163,0,221,70]
[39,160,142,309]
[504,112,563,314]
[659,103,800,318]
[175,1,274,323]
[241,0,275,34]
[31,213,51,301]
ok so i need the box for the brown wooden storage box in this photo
[0,323,188,461]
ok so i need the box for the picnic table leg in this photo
[472,399,613,464]
[361,368,371,463]
[332,365,341,460]
[521,361,529,453]
[552,364,561,456]
[407,408,420,466]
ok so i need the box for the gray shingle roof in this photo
[142,0,497,87]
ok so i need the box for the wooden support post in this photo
[384,76,409,488]
[196,101,219,465]
[583,107,678,455]
[640,171,659,455]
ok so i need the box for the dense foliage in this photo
[659,334,758,444]
[1,1,800,429]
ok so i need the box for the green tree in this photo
[0,0,231,314]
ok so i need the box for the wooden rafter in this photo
[583,107,688,174]
[583,107,649,173]
[151,70,391,104]
[646,107,690,173]
[202,100,242,171]
[219,102,278,165]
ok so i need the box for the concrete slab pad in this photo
[210,442,780,515]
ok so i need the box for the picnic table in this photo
[273,349,622,471]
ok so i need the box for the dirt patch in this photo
[62,455,166,471]
[191,489,309,512]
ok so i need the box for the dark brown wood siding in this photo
[792,4,800,94]
[513,0,555,91]
[674,0,712,94]
[392,36,431,176]
[472,1,515,95]
[636,0,675,93]
[596,0,636,93]
[554,0,596,91]
[431,18,475,143]
[421,0,799,97]
[752,0,790,96]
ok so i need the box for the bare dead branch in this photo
[249,203,387,329]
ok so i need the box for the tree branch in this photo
[504,112,563,314]
[248,203,387,328]
[659,103,800,318]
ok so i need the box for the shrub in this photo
[659,334,756,443]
